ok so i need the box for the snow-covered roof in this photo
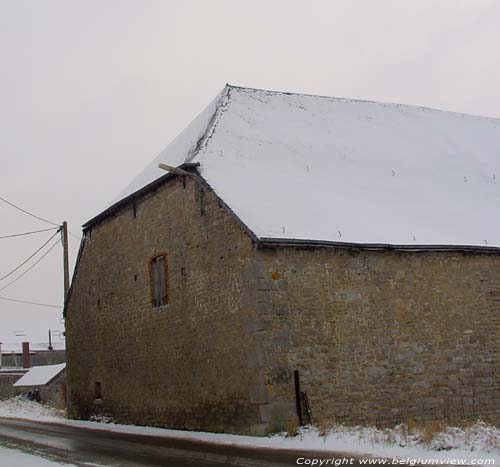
[13,363,65,387]
[109,85,500,248]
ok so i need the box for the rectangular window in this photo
[150,254,169,307]
[94,382,102,400]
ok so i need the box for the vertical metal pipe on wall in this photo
[294,369,303,426]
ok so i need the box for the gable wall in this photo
[252,246,500,427]
[65,176,276,434]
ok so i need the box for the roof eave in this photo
[258,237,500,253]
[82,160,500,254]
[82,162,200,230]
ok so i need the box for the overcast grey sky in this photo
[1,0,499,346]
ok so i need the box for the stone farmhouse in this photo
[65,85,500,435]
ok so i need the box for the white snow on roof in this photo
[112,85,500,247]
[13,363,65,387]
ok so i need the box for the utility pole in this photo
[61,221,70,303]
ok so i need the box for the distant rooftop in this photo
[1,341,65,353]
[100,85,500,248]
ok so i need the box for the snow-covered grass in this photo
[0,396,64,421]
[311,422,500,462]
[0,397,498,464]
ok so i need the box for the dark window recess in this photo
[151,255,169,307]
[94,382,102,399]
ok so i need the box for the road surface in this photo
[0,417,366,466]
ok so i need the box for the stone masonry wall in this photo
[65,176,278,435]
[66,173,500,434]
[251,246,500,427]
[0,372,25,399]
[39,371,66,410]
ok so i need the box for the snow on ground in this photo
[0,396,64,421]
[0,397,498,464]
[0,445,74,466]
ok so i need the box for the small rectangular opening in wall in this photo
[94,381,102,400]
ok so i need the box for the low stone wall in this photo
[1,350,65,368]
[39,371,66,410]
[0,371,26,399]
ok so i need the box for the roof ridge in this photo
[185,84,232,164]
[226,83,500,122]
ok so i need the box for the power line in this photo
[69,231,81,241]
[0,237,61,293]
[0,227,59,239]
[0,229,60,282]
[0,195,59,227]
[0,296,61,309]
[0,195,80,242]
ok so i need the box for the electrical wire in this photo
[0,229,60,282]
[0,237,61,293]
[0,226,59,239]
[0,195,81,241]
[59,226,82,249]
[0,196,68,311]
[0,296,61,309]
[0,196,59,227]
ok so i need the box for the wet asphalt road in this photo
[0,417,366,467]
